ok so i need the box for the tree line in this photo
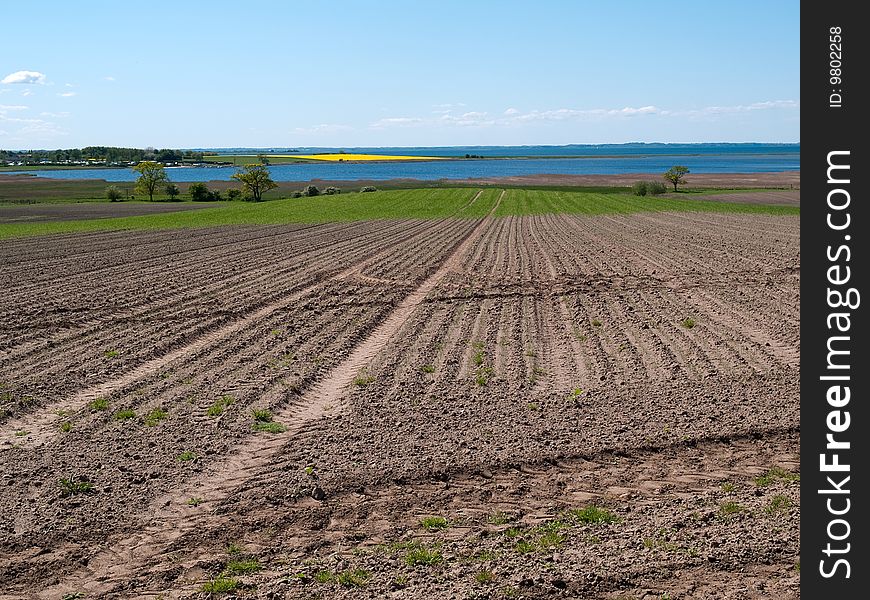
[116,162,278,202]
[0,147,208,165]
[117,162,377,203]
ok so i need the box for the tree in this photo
[105,185,123,202]
[663,166,690,192]
[133,161,169,201]
[232,164,277,202]
[165,183,180,201]
[303,185,319,197]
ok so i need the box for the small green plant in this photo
[144,408,168,427]
[113,409,136,421]
[337,569,371,588]
[252,408,273,422]
[475,570,494,584]
[765,494,792,515]
[474,366,494,386]
[591,319,602,327]
[14,430,28,437]
[514,540,536,554]
[404,543,443,566]
[89,397,109,411]
[527,402,540,411]
[681,317,696,329]
[569,387,584,398]
[503,526,524,539]
[487,512,512,525]
[177,451,197,462]
[567,506,619,525]
[421,364,435,373]
[315,570,334,584]
[206,395,234,417]
[721,482,735,493]
[60,421,72,433]
[719,501,743,516]
[200,576,238,593]
[538,530,565,549]
[420,516,449,531]
[227,542,245,555]
[304,465,316,476]
[472,351,484,366]
[755,466,800,486]
[187,497,203,506]
[353,370,376,386]
[104,349,119,359]
[59,477,94,497]
[254,421,287,433]
[225,558,260,575]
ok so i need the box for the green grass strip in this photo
[0,188,797,240]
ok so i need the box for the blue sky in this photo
[0,1,799,149]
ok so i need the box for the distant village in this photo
[0,147,212,168]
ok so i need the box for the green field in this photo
[0,188,799,240]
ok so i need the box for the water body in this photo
[6,143,799,182]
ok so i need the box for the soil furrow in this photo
[36,191,505,598]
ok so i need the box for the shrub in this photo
[290,191,303,198]
[632,181,648,196]
[324,186,341,195]
[360,186,377,192]
[210,190,223,201]
[106,185,123,202]
[188,182,212,202]
[165,183,180,201]
[647,181,667,195]
[225,188,242,201]
[303,185,320,197]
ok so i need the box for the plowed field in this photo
[0,189,799,599]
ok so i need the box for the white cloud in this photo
[679,100,799,119]
[439,111,496,127]
[40,111,70,118]
[58,91,77,97]
[104,76,116,81]
[2,70,46,84]
[614,105,659,116]
[65,83,75,88]
[0,104,28,112]
[369,117,424,128]
[21,89,34,97]
[503,107,519,115]
[0,112,67,141]
[292,123,351,134]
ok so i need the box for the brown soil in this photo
[0,194,799,599]
[0,202,219,223]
